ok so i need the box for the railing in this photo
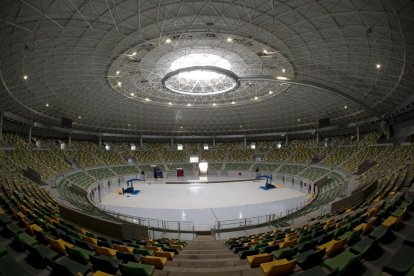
[53,163,348,235]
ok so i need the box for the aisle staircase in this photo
[155,236,261,275]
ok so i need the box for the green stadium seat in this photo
[323,250,360,275]
[0,243,7,257]
[53,256,90,276]
[0,254,31,276]
[119,261,155,276]
[403,227,414,246]
[349,237,376,258]
[134,249,154,256]
[272,246,297,259]
[66,246,95,265]
[238,248,259,259]
[28,244,60,268]
[90,254,122,274]
[296,265,337,276]
[295,249,325,270]
[382,245,414,276]
[116,251,142,263]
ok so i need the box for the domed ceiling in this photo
[0,0,413,136]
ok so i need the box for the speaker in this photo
[61,117,73,128]
[318,117,330,128]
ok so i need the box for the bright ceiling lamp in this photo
[162,53,239,96]
[170,53,231,81]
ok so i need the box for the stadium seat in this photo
[141,255,167,269]
[27,244,60,267]
[116,251,142,263]
[382,245,414,275]
[246,253,273,268]
[0,255,31,276]
[115,244,134,253]
[260,258,296,276]
[272,246,297,259]
[238,248,259,259]
[90,254,122,274]
[295,249,325,269]
[349,237,377,258]
[119,262,155,276]
[53,256,90,276]
[317,238,346,257]
[95,246,118,257]
[66,246,95,265]
[323,250,360,275]
[154,250,174,260]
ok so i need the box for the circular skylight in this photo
[163,54,237,96]
[162,66,239,96]
[170,53,231,81]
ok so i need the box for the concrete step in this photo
[166,258,247,268]
[181,249,230,254]
[154,266,262,276]
[175,253,236,260]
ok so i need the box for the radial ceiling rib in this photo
[239,76,382,118]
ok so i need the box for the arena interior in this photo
[1,1,414,275]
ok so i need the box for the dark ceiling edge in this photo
[3,111,380,141]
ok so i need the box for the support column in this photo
[171,137,174,147]
[0,112,3,141]
[28,126,32,144]
[213,137,216,147]
[68,135,72,149]
[356,126,360,142]
[244,137,247,148]
[285,134,288,146]
[316,129,319,145]
[140,136,143,148]
[98,135,102,147]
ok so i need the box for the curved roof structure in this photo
[0,0,413,136]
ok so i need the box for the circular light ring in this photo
[161,66,240,96]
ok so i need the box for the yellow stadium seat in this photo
[154,251,174,260]
[247,253,274,268]
[279,239,296,249]
[141,256,167,269]
[94,247,117,257]
[46,236,74,255]
[260,258,296,276]
[317,238,346,257]
[145,245,162,252]
[114,244,134,253]
[83,236,98,245]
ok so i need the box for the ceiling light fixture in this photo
[116,70,120,75]
[376,63,381,69]
[132,52,137,56]
[45,103,49,107]
[231,101,235,104]
[282,68,286,73]
[226,37,233,42]
[276,76,289,80]
[344,105,348,109]
[269,91,273,94]
[23,75,28,80]
[145,98,150,101]
[117,81,122,87]
[165,38,172,43]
